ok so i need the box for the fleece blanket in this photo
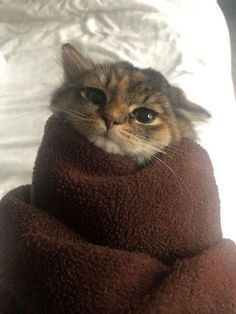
[0,115,236,313]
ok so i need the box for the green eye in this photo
[83,87,106,106]
[132,107,157,124]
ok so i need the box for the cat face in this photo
[51,44,210,164]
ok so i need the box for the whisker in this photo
[162,147,186,159]
[123,129,195,159]
[52,107,94,122]
[63,108,90,119]
[134,144,194,209]
[165,144,196,157]
[150,153,194,208]
[121,130,168,156]
[60,108,91,120]
[121,129,194,207]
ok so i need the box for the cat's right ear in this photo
[62,43,94,82]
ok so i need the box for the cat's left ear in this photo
[62,43,94,82]
[169,86,211,122]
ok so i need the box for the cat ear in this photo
[62,43,94,82]
[169,86,211,122]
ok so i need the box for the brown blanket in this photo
[0,115,236,313]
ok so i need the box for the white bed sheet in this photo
[0,0,235,242]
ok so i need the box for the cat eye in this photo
[131,107,157,124]
[82,87,106,106]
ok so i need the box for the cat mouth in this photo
[102,131,114,141]
[101,132,119,147]
[91,131,124,155]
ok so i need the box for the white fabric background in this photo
[0,0,235,242]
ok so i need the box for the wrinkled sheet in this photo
[0,0,235,242]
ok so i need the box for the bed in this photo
[0,0,235,242]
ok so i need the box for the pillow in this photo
[0,0,235,241]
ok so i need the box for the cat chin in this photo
[88,135,153,165]
[91,136,125,156]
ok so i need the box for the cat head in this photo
[51,43,210,164]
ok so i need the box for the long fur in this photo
[51,43,211,164]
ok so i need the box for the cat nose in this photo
[103,114,126,130]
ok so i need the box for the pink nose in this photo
[103,114,126,130]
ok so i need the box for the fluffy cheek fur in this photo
[51,44,211,164]
[69,110,172,164]
[120,122,172,163]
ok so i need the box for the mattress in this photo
[0,0,236,242]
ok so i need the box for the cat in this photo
[51,43,210,164]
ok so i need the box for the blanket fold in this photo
[0,115,236,313]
